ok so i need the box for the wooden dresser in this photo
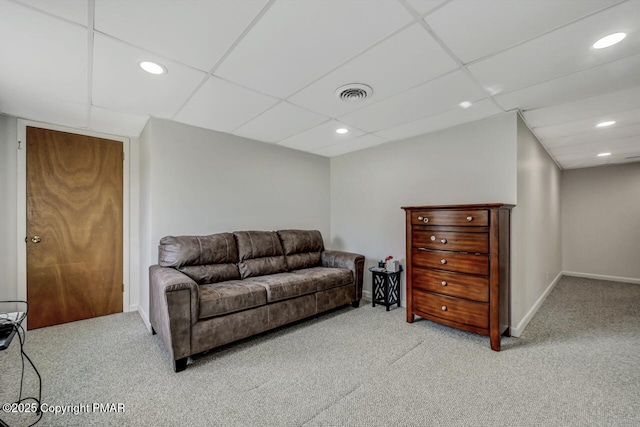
[402,203,513,351]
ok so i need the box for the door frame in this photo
[16,119,133,329]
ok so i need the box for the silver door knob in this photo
[440,259,447,264]
[31,235,41,243]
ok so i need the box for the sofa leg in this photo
[173,358,188,373]
[351,300,360,308]
[151,327,157,335]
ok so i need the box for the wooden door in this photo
[26,127,123,329]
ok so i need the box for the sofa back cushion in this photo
[158,233,240,284]
[234,231,287,278]
[277,229,324,271]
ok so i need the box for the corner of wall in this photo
[511,112,563,335]
[0,115,18,301]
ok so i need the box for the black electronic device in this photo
[0,311,25,351]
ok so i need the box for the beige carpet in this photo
[1,275,638,426]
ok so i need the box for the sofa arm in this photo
[149,265,199,364]
[321,250,365,302]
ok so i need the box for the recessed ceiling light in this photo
[336,128,349,134]
[596,120,616,127]
[459,101,472,109]
[592,32,626,49]
[139,60,166,75]
[597,152,611,157]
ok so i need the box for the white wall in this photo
[511,115,562,336]
[562,163,640,282]
[0,115,17,301]
[138,118,331,325]
[330,112,518,304]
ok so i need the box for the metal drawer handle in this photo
[440,259,447,264]
[418,216,423,221]
[441,306,447,311]
[423,218,429,223]
[440,239,447,244]
[430,235,436,241]
[467,216,473,222]
[441,281,447,286]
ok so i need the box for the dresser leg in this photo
[406,312,414,323]
[490,332,501,351]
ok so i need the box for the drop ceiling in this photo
[1,0,639,169]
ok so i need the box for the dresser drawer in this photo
[412,230,488,253]
[412,268,488,302]
[412,248,488,276]
[411,210,488,227]
[413,290,488,329]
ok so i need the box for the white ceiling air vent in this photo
[335,83,373,102]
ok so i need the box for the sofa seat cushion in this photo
[199,281,267,319]
[244,273,316,303]
[289,267,353,292]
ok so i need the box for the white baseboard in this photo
[128,304,138,312]
[562,271,640,285]
[137,306,151,332]
[510,271,563,337]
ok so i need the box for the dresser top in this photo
[401,203,515,211]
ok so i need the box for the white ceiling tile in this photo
[313,134,387,157]
[0,1,87,103]
[94,0,267,71]
[405,1,447,16]
[92,34,206,118]
[339,71,488,132]
[551,135,640,169]
[0,87,88,129]
[288,24,458,118]
[374,99,503,141]
[233,102,328,143]
[16,0,88,26]
[215,0,413,98]
[427,0,617,64]
[524,86,640,128]
[561,157,640,169]
[533,107,640,141]
[89,106,149,137]
[541,123,640,149]
[495,53,640,111]
[174,76,279,133]
[550,135,640,157]
[467,1,640,94]
[278,121,366,153]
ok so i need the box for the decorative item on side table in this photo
[370,256,403,311]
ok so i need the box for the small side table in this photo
[369,266,403,311]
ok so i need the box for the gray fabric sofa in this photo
[149,229,364,372]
